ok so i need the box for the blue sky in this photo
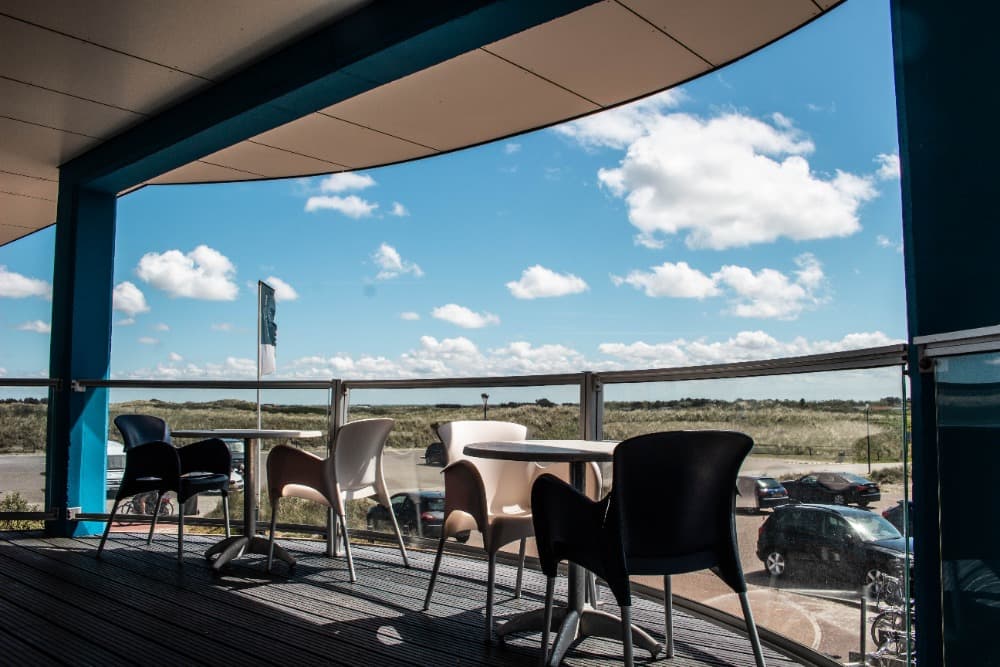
[0,1,905,398]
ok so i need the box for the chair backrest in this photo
[332,418,394,491]
[114,414,172,450]
[439,420,530,510]
[608,430,753,584]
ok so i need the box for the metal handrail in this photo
[71,379,334,389]
[0,378,58,388]
[343,372,584,390]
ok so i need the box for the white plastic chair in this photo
[266,417,408,581]
[422,420,601,641]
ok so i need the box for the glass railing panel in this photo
[0,384,50,525]
[602,365,910,666]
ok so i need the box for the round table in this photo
[463,439,662,665]
[173,428,323,571]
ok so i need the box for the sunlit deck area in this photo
[0,530,811,666]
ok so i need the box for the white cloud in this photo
[318,172,375,193]
[119,356,257,380]
[389,202,409,217]
[117,317,136,326]
[305,195,378,218]
[211,322,234,332]
[169,352,183,362]
[138,336,159,345]
[373,243,423,280]
[875,153,900,180]
[400,312,420,321]
[600,330,900,368]
[137,245,238,300]
[585,111,875,249]
[16,320,50,334]
[265,276,299,301]
[611,261,719,298]
[506,265,588,299]
[554,90,685,149]
[0,266,51,299]
[612,254,826,320]
[112,281,149,316]
[877,235,903,253]
[504,142,522,155]
[154,323,170,331]
[432,304,500,329]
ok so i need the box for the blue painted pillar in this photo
[45,180,116,537]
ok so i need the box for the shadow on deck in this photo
[0,530,811,666]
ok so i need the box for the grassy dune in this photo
[0,397,906,462]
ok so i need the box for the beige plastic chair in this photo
[266,417,408,581]
[422,420,601,641]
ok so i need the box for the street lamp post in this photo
[865,404,872,474]
[481,393,489,420]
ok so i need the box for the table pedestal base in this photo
[499,604,662,665]
[205,535,296,571]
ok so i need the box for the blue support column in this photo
[45,181,116,537]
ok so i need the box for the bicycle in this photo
[867,572,915,665]
[117,492,174,518]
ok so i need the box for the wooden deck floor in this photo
[0,530,809,666]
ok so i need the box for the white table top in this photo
[172,428,323,440]
[463,439,617,463]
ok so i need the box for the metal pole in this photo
[481,393,488,419]
[866,404,871,473]
[256,281,262,431]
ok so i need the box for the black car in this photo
[781,471,881,506]
[882,499,913,536]
[736,475,791,512]
[424,441,446,466]
[756,504,911,589]
[367,490,445,538]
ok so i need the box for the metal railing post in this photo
[328,378,345,554]
[579,372,603,440]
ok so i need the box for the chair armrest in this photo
[266,444,330,503]
[121,441,180,494]
[178,438,230,475]
[531,473,609,577]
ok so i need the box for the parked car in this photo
[756,503,911,589]
[736,475,791,512]
[106,440,125,497]
[882,499,913,536]
[223,438,245,473]
[367,490,446,538]
[781,471,881,506]
[424,441,446,466]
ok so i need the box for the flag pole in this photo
[257,280,262,430]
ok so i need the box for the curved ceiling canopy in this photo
[0,0,840,246]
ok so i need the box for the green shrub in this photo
[0,492,44,530]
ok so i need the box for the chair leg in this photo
[222,492,231,539]
[423,535,447,611]
[738,591,767,667]
[486,550,497,643]
[384,494,410,568]
[97,498,121,558]
[514,537,527,599]
[664,574,674,658]
[621,604,634,667]
[587,572,600,607]
[177,499,185,563]
[541,576,555,666]
[339,512,356,582]
[147,492,164,544]
[267,497,280,572]
[328,506,339,557]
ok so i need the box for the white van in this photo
[106,440,125,497]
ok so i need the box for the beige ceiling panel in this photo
[255,113,435,169]
[0,171,58,201]
[0,15,204,115]
[0,78,143,139]
[0,0,368,81]
[621,0,820,66]
[0,223,44,246]
[486,1,709,107]
[149,160,263,185]
[200,141,347,179]
[0,117,95,177]
[0,191,55,232]
[325,49,599,150]
[815,0,841,8]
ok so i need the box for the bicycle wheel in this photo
[870,609,907,652]
[158,498,173,516]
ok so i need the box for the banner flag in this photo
[259,281,277,376]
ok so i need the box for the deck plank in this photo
[0,530,807,667]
